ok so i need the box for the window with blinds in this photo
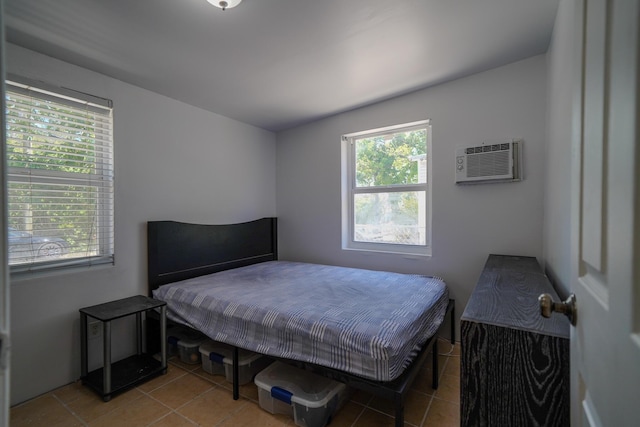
[5,78,114,274]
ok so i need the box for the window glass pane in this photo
[6,81,114,270]
[354,191,426,245]
[6,93,111,173]
[355,129,426,187]
[8,181,112,265]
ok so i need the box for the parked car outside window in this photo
[8,227,69,264]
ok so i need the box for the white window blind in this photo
[5,78,114,275]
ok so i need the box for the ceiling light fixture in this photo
[207,0,242,11]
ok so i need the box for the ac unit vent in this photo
[455,140,523,184]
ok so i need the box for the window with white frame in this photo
[342,120,431,256]
[5,77,114,274]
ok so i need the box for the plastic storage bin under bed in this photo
[199,340,272,385]
[254,361,349,427]
[166,325,207,365]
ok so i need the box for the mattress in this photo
[153,261,449,381]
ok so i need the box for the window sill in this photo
[10,256,115,282]
[342,244,432,259]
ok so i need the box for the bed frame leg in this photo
[232,346,239,400]
[432,338,439,389]
[450,299,456,344]
[394,399,405,427]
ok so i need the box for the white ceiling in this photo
[4,0,559,132]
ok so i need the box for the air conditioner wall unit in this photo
[455,140,523,184]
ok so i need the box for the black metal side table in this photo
[80,295,167,401]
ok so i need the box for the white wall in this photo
[543,0,576,297]
[276,55,547,336]
[7,44,276,405]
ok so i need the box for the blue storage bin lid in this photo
[199,340,264,366]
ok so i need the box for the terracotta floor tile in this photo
[437,339,459,356]
[148,412,198,426]
[169,357,202,372]
[368,390,431,426]
[239,381,260,401]
[217,402,295,426]
[330,401,366,427]
[367,395,395,417]
[424,397,460,426]
[410,366,438,395]
[411,358,460,395]
[403,390,433,426]
[436,354,449,376]
[444,357,461,377]
[149,372,213,409]
[424,353,448,379]
[434,374,460,403]
[10,394,82,427]
[51,381,86,405]
[88,394,171,427]
[192,366,227,385]
[177,387,248,425]
[66,385,144,423]
[136,363,188,393]
[353,408,408,427]
[215,376,261,401]
[451,342,462,356]
[350,389,374,405]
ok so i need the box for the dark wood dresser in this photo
[461,254,570,426]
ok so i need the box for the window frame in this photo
[5,75,115,277]
[342,119,432,256]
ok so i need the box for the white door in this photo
[571,0,640,425]
[0,0,11,424]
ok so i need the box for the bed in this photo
[147,217,455,427]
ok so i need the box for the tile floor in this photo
[11,339,460,427]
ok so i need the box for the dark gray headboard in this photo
[147,217,277,294]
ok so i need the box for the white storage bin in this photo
[166,325,207,364]
[254,362,349,427]
[178,338,206,364]
[166,325,186,357]
[199,341,271,384]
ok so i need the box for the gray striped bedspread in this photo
[153,261,449,381]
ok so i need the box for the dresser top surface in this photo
[461,254,570,339]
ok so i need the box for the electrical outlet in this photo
[89,321,102,338]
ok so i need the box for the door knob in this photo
[538,293,577,326]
